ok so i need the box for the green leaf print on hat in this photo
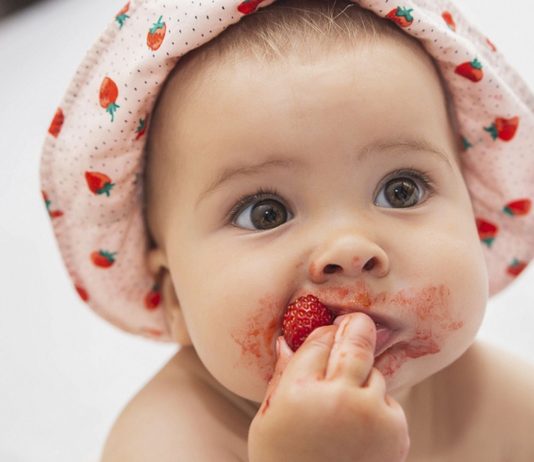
[115,2,130,29]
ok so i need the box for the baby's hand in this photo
[248,313,410,462]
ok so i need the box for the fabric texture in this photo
[39,0,534,342]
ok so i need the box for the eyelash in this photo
[225,167,437,225]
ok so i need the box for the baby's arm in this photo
[248,313,410,462]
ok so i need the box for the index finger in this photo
[277,324,337,387]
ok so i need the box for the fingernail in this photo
[276,337,281,356]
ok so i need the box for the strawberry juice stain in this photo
[230,281,462,387]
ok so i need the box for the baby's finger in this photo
[264,336,292,396]
[364,366,387,398]
[278,325,337,386]
[324,312,376,386]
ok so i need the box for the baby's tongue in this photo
[282,294,335,352]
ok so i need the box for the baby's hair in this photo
[142,0,461,250]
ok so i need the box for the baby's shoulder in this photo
[446,340,534,461]
[99,353,242,462]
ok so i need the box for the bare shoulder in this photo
[99,352,245,462]
[444,339,534,461]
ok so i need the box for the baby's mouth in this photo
[282,294,401,355]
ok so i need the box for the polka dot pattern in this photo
[39,0,534,342]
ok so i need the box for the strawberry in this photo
[476,217,498,248]
[484,116,519,142]
[48,107,64,138]
[507,258,528,277]
[99,77,120,122]
[442,11,456,31]
[385,7,414,28]
[90,250,117,268]
[75,284,90,302]
[147,16,166,51]
[42,190,64,219]
[135,116,148,140]
[503,199,531,217]
[115,2,130,29]
[85,171,115,197]
[455,58,483,83]
[282,294,335,352]
[144,284,161,309]
[237,0,268,15]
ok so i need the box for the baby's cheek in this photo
[229,293,282,383]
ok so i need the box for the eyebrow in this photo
[195,137,452,208]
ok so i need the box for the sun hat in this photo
[39,0,534,342]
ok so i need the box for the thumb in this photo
[265,336,293,395]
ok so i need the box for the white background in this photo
[1,1,533,461]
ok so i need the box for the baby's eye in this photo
[374,169,435,209]
[230,187,292,231]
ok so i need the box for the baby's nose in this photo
[307,234,390,283]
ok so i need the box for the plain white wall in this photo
[1,1,533,461]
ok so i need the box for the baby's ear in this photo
[147,247,193,346]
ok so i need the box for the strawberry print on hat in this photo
[147,16,166,51]
[385,6,414,28]
[38,0,534,342]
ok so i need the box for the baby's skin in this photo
[100,27,534,462]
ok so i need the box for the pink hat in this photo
[39,0,534,342]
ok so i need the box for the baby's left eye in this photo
[374,169,435,208]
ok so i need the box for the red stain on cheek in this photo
[230,294,281,382]
[374,285,463,377]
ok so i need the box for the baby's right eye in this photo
[229,187,292,231]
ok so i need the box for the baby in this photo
[39,0,534,460]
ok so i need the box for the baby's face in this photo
[151,37,488,404]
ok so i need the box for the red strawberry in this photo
[503,199,531,216]
[476,217,498,247]
[85,171,115,197]
[442,11,456,31]
[90,250,117,268]
[455,58,483,82]
[48,107,64,138]
[144,284,161,310]
[99,77,120,122]
[385,7,414,28]
[42,190,64,219]
[282,294,335,352]
[135,116,148,140]
[75,284,90,302]
[237,0,268,15]
[507,259,528,277]
[147,16,166,51]
[115,2,130,28]
[484,116,519,142]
